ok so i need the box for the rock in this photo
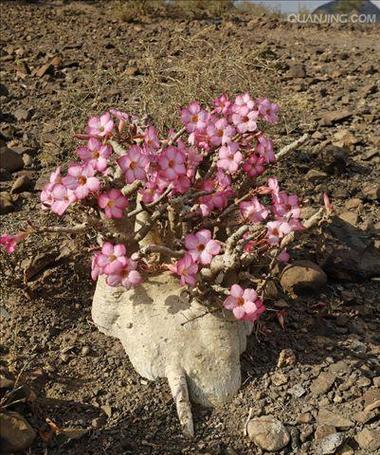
[362,183,380,201]
[280,260,327,296]
[332,129,359,149]
[0,192,14,214]
[355,428,380,452]
[22,153,33,167]
[354,400,379,424]
[320,432,345,454]
[361,149,379,161]
[320,216,380,281]
[0,83,9,97]
[35,173,50,191]
[328,360,351,376]
[300,425,314,442]
[315,425,336,441]
[34,62,53,78]
[289,427,301,451]
[318,146,348,175]
[81,345,90,356]
[60,428,88,440]
[126,66,139,76]
[317,409,354,430]
[277,349,296,368]
[363,388,380,407]
[0,368,14,389]
[337,443,354,455]
[338,211,358,227]
[272,372,288,386]
[305,169,328,181]
[11,175,32,194]
[344,198,362,211]
[0,146,24,172]
[0,411,36,452]
[288,384,306,398]
[13,108,30,122]
[360,83,378,98]
[101,404,112,418]
[319,110,353,127]
[310,372,336,396]
[362,63,377,75]
[91,417,105,429]
[287,63,307,78]
[296,412,312,424]
[247,415,290,452]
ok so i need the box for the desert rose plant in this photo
[1,93,330,436]
[1,94,295,315]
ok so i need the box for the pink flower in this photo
[86,112,114,138]
[213,94,232,115]
[140,181,165,204]
[188,129,210,150]
[243,152,266,178]
[185,229,221,265]
[98,189,128,219]
[278,249,290,263]
[215,169,231,188]
[48,167,63,185]
[181,102,209,133]
[97,242,128,275]
[231,94,258,134]
[91,252,104,281]
[199,188,233,216]
[268,177,280,197]
[206,118,235,146]
[144,126,160,152]
[217,142,243,174]
[256,135,275,163]
[158,146,186,180]
[110,109,129,132]
[92,242,143,289]
[172,174,191,194]
[257,97,279,124]
[62,164,100,199]
[198,176,233,216]
[106,259,142,289]
[266,220,293,245]
[168,254,198,287]
[76,138,112,172]
[118,145,148,183]
[272,192,301,220]
[40,167,63,209]
[231,109,258,134]
[186,147,203,178]
[323,192,334,214]
[240,197,270,223]
[0,232,27,253]
[50,184,77,215]
[86,112,113,137]
[223,284,265,322]
[233,93,255,112]
[110,109,129,122]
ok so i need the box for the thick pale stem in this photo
[280,208,324,249]
[276,133,309,159]
[166,366,194,438]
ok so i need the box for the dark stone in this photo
[319,216,380,281]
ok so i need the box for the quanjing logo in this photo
[287,13,377,24]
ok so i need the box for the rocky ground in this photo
[0,1,379,454]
